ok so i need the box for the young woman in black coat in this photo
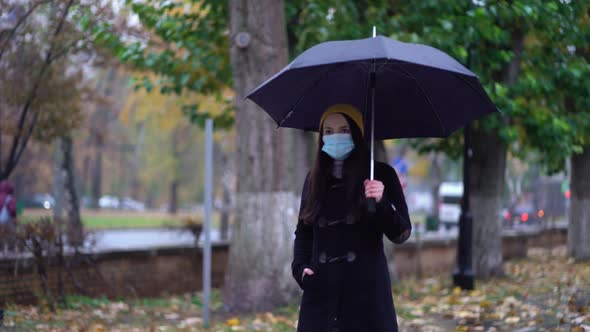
[291,104,412,332]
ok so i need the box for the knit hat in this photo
[319,104,365,136]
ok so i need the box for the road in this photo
[86,222,564,253]
[85,228,228,253]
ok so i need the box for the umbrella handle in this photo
[367,197,376,214]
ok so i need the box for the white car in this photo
[98,195,120,209]
[438,182,463,229]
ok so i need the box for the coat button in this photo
[319,252,327,264]
[345,214,355,224]
[346,251,356,262]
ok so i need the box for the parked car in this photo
[504,195,544,227]
[120,197,146,211]
[22,193,54,210]
[406,189,434,214]
[438,182,463,229]
[98,195,120,209]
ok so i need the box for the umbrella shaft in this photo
[369,68,376,181]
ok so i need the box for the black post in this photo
[453,46,475,290]
[453,123,475,289]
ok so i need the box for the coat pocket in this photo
[301,269,315,291]
[301,263,326,293]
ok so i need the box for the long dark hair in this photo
[300,113,369,225]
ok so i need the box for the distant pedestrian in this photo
[291,104,412,332]
[0,180,17,251]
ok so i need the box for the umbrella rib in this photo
[450,72,498,112]
[387,62,447,137]
[277,63,348,128]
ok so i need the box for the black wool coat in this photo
[291,161,412,332]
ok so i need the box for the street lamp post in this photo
[453,123,475,290]
[453,48,475,290]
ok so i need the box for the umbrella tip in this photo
[372,26,376,38]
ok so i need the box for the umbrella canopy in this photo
[246,35,498,140]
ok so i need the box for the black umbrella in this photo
[246,31,497,203]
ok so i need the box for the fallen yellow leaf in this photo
[227,317,240,326]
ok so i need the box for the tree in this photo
[387,1,590,278]
[0,0,79,180]
[92,0,233,128]
[494,1,590,261]
[221,0,301,312]
[536,3,590,261]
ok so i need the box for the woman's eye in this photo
[324,130,332,135]
[341,128,350,134]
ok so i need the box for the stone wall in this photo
[0,246,229,306]
[0,226,567,305]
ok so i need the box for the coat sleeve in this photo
[291,174,313,289]
[375,163,412,244]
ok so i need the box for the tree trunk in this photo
[568,147,590,261]
[89,68,116,209]
[168,129,180,214]
[53,139,65,222]
[169,180,178,214]
[470,28,523,279]
[62,135,83,247]
[223,0,299,312]
[285,129,311,193]
[82,155,91,197]
[431,153,441,220]
[470,127,507,278]
[219,153,232,241]
[90,136,103,210]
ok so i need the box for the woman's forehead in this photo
[324,113,348,127]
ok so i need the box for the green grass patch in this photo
[81,215,178,229]
[20,209,221,230]
[64,295,112,309]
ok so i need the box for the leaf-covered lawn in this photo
[2,246,589,331]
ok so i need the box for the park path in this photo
[87,228,227,253]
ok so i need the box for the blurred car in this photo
[504,198,544,226]
[120,197,146,211]
[438,182,463,229]
[99,195,120,209]
[406,189,434,214]
[22,193,55,210]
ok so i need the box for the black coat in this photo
[291,162,412,332]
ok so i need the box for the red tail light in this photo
[521,213,529,222]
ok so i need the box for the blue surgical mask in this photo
[322,134,355,160]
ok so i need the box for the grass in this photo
[21,208,416,231]
[21,209,222,230]
[3,247,590,331]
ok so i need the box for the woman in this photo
[291,104,412,331]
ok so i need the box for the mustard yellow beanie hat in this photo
[319,104,365,136]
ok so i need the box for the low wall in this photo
[0,246,229,306]
[0,226,567,305]
[393,226,567,277]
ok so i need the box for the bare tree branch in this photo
[2,0,76,179]
[0,0,51,61]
